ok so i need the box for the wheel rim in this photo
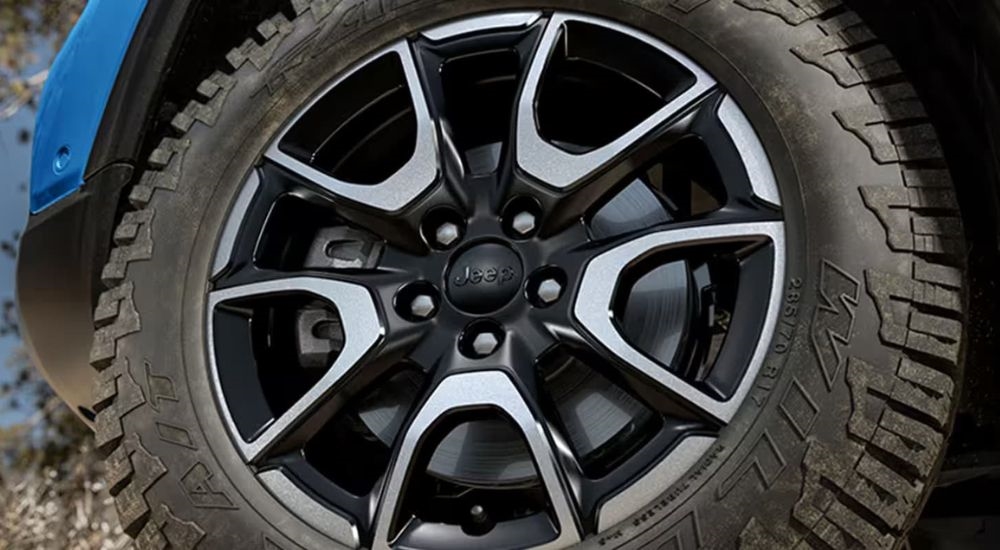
[207,10,785,549]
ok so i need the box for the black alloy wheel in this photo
[91,2,968,549]
[206,13,784,548]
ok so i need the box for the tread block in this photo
[795,443,853,528]
[299,0,338,21]
[792,14,901,88]
[290,0,311,16]
[113,210,153,245]
[172,72,237,132]
[876,99,926,123]
[903,168,951,188]
[914,259,962,289]
[736,0,842,26]
[105,441,134,495]
[816,10,862,34]
[114,435,167,537]
[911,278,962,312]
[103,209,155,286]
[847,356,953,434]
[891,124,943,162]
[860,186,962,256]
[847,45,902,86]
[740,518,787,549]
[793,442,904,549]
[872,410,941,477]
[845,357,892,441]
[824,498,893,549]
[866,270,961,363]
[135,504,206,550]
[227,13,294,71]
[94,358,146,453]
[130,139,191,207]
[869,82,918,105]
[793,35,863,87]
[855,454,920,528]
[835,105,897,162]
[836,85,946,164]
[90,283,141,369]
[893,358,953,427]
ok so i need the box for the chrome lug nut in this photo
[537,278,563,305]
[470,505,488,524]
[511,211,537,236]
[471,332,500,357]
[434,222,461,247]
[409,294,437,319]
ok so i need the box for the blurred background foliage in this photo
[0,1,129,548]
[1,0,83,117]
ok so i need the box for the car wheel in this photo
[91,1,967,548]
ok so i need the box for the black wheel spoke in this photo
[412,13,548,211]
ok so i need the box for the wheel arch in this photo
[18,0,287,423]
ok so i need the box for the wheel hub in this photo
[446,242,523,313]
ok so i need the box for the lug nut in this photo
[470,505,488,524]
[537,279,563,305]
[434,222,461,247]
[409,294,437,319]
[511,211,537,236]
[396,282,441,321]
[471,332,500,357]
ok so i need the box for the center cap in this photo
[446,243,524,313]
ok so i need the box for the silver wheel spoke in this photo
[596,435,715,531]
[717,95,782,206]
[575,221,785,424]
[265,41,440,213]
[372,371,582,550]
[421,11,542,41]
[259,470,360,548]
[515,13,717,190]
[208,276,384,463]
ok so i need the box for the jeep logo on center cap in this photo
[446,243,524,314]
[452,265,518,287]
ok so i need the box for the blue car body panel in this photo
[29,0,148,213]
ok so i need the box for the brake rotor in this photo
[543,353,652,459]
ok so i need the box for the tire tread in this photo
[737,1,967,549]
[88,4,320,546]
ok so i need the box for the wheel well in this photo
[84,0,292,302]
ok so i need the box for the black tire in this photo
[91,0,967,548]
